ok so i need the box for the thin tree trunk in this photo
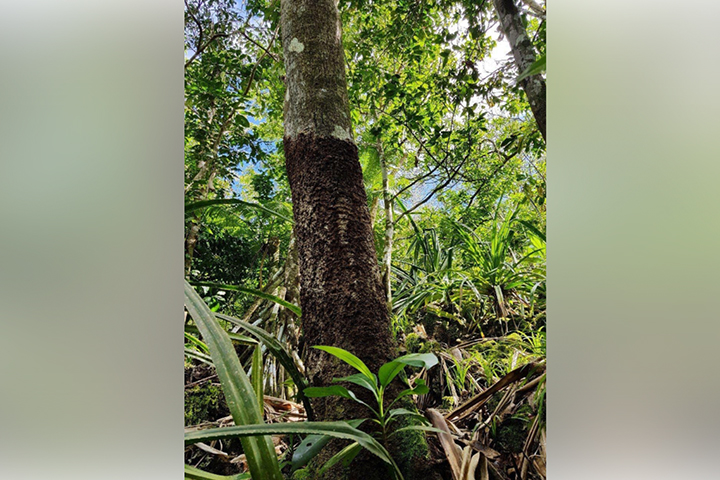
[184,169,217,275]
[184,104,238,275]
[184,220,201,275]
[379,139,394,310]
[279,235,305,378]
[493,0,546,141]
[280,0,398,478]
[368,193,380,229]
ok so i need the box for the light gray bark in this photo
[519,0,545,19]
[379,139,394,310]
[281,0,354,142]
[493,0,546,140]
[184,105,238,275]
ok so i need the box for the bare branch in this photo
[390,161,443,203]
[519,0,546,19]
[237,28,280,63]
[184,0,229,70]
[393,152,470,225]
[241,25,281,96]
[466,148,515,209]
[185,33,229,69]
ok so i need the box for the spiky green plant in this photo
[453,203,544,327]
[184,281,402,480]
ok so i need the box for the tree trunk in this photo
[280,0,398,478]
[184,220,201,275]
[493,0,546,141]
[185,103,237,275]
[379,139,394,310]
[368,193,380,230]
[185,169,217,275]
[279,235,305,381]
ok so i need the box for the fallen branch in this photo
[446,361,545,422]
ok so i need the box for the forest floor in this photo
[184,325,546,480]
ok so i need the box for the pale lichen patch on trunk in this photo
[332,125,352,142]
[289,38,305,53]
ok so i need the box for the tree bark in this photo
[280,0,398,478]
[379,139,394,310]
[279,235,305,382]
[492,0,546,141]
[184,220,201,275]
[185,102,238,275]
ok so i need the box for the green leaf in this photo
[313,346,375,381]
[378,353,438,387]
[185,198,293,223]
[304,386,379,417]
[517,219,546,243]
[387,408,418,418]
[185,331,209,354]
[184,421,402,477]
[391,378,429,406]
[236,115,250,128]
[291,419,365,471]
[186,325,257,346]
[333,373,380,397]
[377,362,406,389]
[517,55,546,82]
[394,353,439,370]
[251,344,263,410]
[184,347,214,367]
[386,408,430,424]
[317,442,363,476]
[215,312,312,419]
[184,281,283,480]
[226,331,259,345]
[304,385,353,399]
[194,282,301,316]
[184,464,251,480]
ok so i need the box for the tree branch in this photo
[237,28,280,63]
[393,152,470,225]
[466,149,515,209]
[185,33,229,69]
[389,161,443,203]
[241,25,280,96]
[184,0,231,70]
[519,0,546,19]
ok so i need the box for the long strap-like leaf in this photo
[185,198,293,223]
[192,281,302,316]
[185,421,403,479]
[184,464,250,480]
[216,312,313,419]
[185,281,284,480]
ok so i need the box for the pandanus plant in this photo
[453,204,544,325]
[184,281,405,480]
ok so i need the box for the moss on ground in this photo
[291,467,313,480]
[185,383,227,426]
[419,339,441,354]
[495,418,527,453]
[405,332,423,353]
